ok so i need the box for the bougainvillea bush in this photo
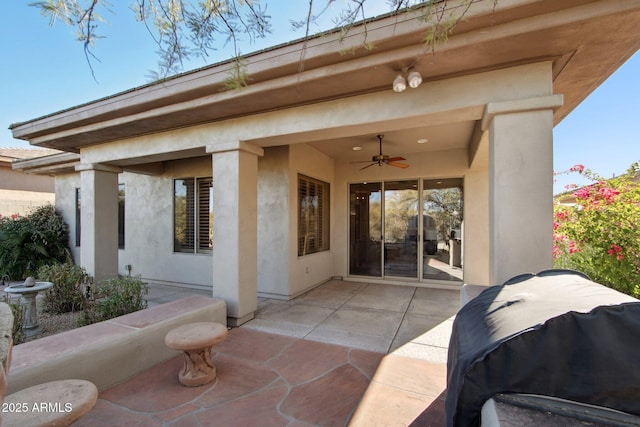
[553,162,640,298]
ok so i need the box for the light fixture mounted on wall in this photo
[392,69,422,93]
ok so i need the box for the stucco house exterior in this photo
[10,0,640,325]
[0,148,57,217]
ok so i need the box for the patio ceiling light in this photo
[393,75,407,93]
[407,71,423,88]
[392,70,422,92]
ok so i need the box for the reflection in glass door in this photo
[384,180,418,278]
[422,179,463,282]
[349,182,382,277]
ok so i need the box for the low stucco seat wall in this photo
[7,296,226,394]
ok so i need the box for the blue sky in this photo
[1,2,638,194]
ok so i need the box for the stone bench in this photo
[7,296,226,394]
[165,322,228,386]
[3,379,98,427]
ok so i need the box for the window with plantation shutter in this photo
[174,177,212,253]
[197,177,213,252]
[298,174,330,256]
[75,188,81,247]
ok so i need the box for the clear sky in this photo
[1,2,638,194]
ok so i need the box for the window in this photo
[75,188,81,247]
[75,186,126,249]
[174,177,213,253]
[118,183,125,249]
[298,175,330,256]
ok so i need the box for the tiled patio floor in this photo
[77,279,460,426]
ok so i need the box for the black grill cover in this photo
[444,270,640,427]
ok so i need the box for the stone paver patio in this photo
[63,279,460,426]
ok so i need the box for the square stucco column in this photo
[76,163,121,282]
[207,141,264,326]
[483,95,563,285]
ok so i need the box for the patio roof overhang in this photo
[9,0,640,160]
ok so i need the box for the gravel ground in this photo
[3,294,84,344]
[23,307,83,343]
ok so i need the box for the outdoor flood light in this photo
[393,75,407,92]
[407,71,423,88]
[392,70,422,92]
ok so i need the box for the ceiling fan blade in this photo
[387,161,410,169]
[387,156,406,162]
[350,160,377,164]
[360,163,376,170]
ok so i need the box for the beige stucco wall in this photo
[0,166,54,193]
[49,61,557,306]
[55,173,80,264]
[119,158,213,288]
[257,146,291,297]
[56,159,214,288]
[287,143,335,297]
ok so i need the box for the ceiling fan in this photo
[352,134,409,170]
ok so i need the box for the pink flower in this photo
[597,187,620,204]
[608,244,623,257]
[568,241,580,254]
[570,164,585,173]
[573,188,591,200]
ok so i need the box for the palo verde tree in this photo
[553,162,640,298]
[31,0,497,85]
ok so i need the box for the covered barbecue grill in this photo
[445,269,640,427]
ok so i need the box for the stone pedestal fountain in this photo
[4,277,53,337]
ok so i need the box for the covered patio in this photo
[12,280,458,426]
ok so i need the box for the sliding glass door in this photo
[349,182,382,277]
[383,180,419,278]
[349,178,463,283]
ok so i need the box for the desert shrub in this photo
[38,263,90,314]
[0,205,71,280]
[80,276,148,326]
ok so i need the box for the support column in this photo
[207,141,264,326]
[76,163,121,282]
[482,95,563,285]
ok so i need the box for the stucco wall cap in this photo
[481,95,564,131]
[206,141,264,157]
[75,163,123,173]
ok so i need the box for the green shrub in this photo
[80,276,148,326]
[3,299,25,345]
[0,205,71,280]
[11,303,25,345]
[38,263,90,314]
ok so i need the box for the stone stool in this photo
[2,379,98,427]
[165,322,228,387]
